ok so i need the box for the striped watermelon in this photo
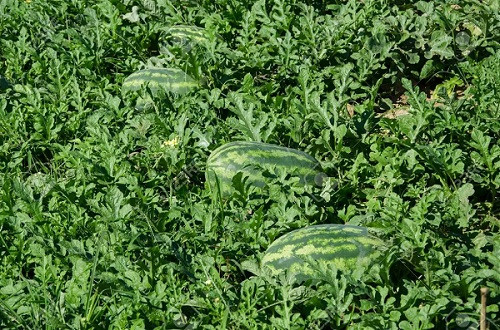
[164,25,211,45]
[122,68,197,95]
[262,224,384,282]
[206,141,323,197]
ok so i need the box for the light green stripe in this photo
[267,226,381,252]
[262,242,360,264]
[168,25,209,43]
[123,68,197,94]
[269,225,360,244]
[261,224,384,280]
[208,142,257,162]
[218,149,316,167]
[206,141,321,196]
[267,236,377,254]
[208,142,318,168]
[207,169,261,184]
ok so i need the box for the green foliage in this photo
[0,0,498,328]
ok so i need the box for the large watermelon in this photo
[206,141,323,197]
[262,224,384,282]
[122,68,197,95]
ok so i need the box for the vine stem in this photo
[480,287,488,330]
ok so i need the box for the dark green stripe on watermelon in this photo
[206,141,322,197]
[122,68,197,95]
[262,224,383,282]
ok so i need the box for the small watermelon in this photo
[262,224,384,282]
[122,68,197,95]
[164,25,211,46]
[206,141,323,197]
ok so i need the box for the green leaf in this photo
[427,30,454,59]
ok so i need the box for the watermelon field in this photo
[1,0,499,328]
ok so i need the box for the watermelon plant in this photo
[206,141,323,197]
[0,0,498,328]
[262,224,384,282]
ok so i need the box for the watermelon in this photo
[122,68,197,95]
[262,224,383,282]
[164,25,211,45]
[160,25,221,54]
[206,141,323,197]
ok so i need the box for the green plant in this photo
[0,0,498,328]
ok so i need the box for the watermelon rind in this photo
[165,25,211,45]
[122,68,197,95]
[206,141,323,197]
[159,25,221,54]
[261,224,384,282]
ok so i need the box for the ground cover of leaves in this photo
[0,0,499,328]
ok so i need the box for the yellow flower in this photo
[163,137,179,147]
